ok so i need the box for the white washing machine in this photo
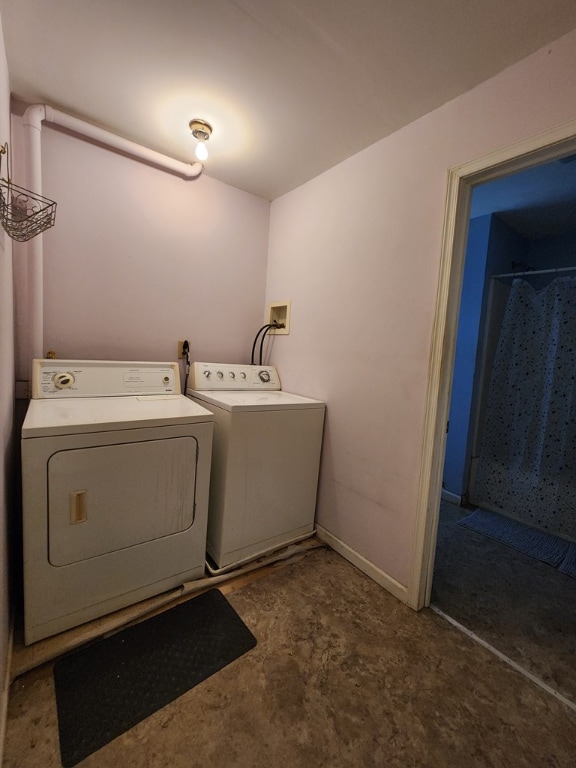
[21,359,214,645]
[187,362,325,573]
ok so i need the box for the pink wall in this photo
[12,121,270,376]
[266,29,576,587]
[0,14,14,728]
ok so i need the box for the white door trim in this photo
[407,117,576,610]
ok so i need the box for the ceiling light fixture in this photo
[189,118,212,162]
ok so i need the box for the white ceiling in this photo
[2,0,576,200]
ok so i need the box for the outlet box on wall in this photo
[267,301,291,334]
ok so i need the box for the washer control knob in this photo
[217,370,224,379]
[258,370,271,383]
[203,370,211,378]
[229,372,235,378]
[54,372,75,389]
[240,372,247,379]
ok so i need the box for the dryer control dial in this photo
[53,372,75,389]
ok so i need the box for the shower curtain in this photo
[472,275,576,543]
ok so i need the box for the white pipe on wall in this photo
[43,106,204,180]
[21,104,204,368]
[23,104,45,365]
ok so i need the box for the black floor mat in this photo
[53,589,257,767]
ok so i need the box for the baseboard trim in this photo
[0,615,14,766]
[316,525,408,604]
[441,489,462,505]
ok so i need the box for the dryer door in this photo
[48,436,198,566]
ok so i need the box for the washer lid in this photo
[187,389,325,412]
[22,394,214,438]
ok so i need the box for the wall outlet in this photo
[178,340,189,359]
[267,300,291,334]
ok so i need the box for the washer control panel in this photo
[32,359,180,398]
[190,362,280,390]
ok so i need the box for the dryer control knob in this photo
[240,372,247,379]
[203,370,211,378]
[258,370,271,383]
[217,371,224,378]
[54,372,75,389]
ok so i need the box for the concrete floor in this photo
[4,547,576,767]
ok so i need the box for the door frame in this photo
[408,116,576,610]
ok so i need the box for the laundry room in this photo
[2,3,576,765]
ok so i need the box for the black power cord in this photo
[182,340,190,393]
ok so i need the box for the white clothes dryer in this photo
[21,359,214,645]
[187,362,325,573]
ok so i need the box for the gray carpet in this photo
[458,507,576,577]
[432,500,576,704]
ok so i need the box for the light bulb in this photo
[195,141,208,162]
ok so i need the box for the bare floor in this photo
[432,500,576,704]
[4,547,576,767]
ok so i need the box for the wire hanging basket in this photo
[0,143,57,242]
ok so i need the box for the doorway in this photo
[444,159,576,511]
[408,116,576,611]
[406,127,576,712]
[431,158,576,706]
